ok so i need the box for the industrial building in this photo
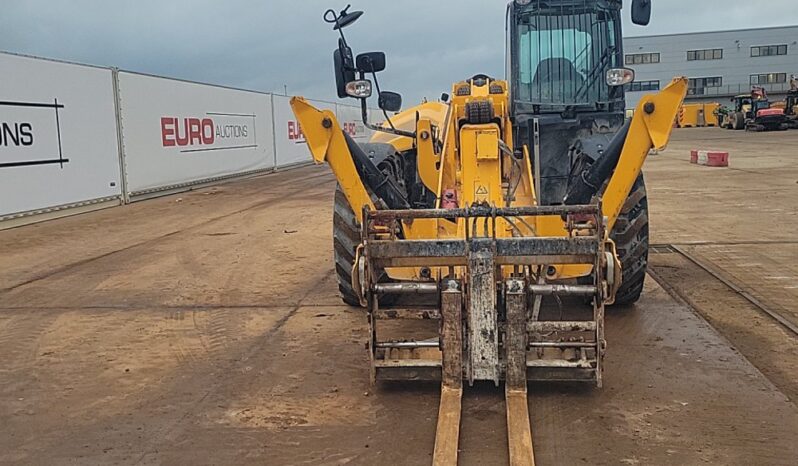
[624,25,798,109]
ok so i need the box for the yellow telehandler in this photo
[291,1,687,464]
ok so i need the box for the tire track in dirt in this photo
[161,310,205,367]
[0,174,335,294]
[0,312,59,372]
[4,268,330,462]
[649,251,798,404]
[125,271,336,464]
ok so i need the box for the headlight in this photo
[345,80,373,98]
[606,68,635,87]
[515,0,533,5]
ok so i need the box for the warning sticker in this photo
[475,184,489,201]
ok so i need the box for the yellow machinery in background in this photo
[292,2,686,464]
[780,82,798,129]
[678,102,720,128]
[703,102,721,127]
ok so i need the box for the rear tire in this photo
[333,185,364,307]
[610,175,649,306]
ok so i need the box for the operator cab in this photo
[507,0,649,116]
[506,0,652,205]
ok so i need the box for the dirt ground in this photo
[1,128,797,465]
[647,127,798,407]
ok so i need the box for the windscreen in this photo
[516,4,618,107]
[753,100,770,112]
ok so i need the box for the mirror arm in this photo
[336,24,349,48]
[356,70,416,139]
[359,97,416,139]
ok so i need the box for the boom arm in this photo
[290,97,375,223]
[603,77,688,232]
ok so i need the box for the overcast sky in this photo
[2,1,796,104]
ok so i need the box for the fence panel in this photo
[117,72,275,197]
[0,52,122,221]
[335,103,376,143]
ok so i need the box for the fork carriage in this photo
[360,203,611,388]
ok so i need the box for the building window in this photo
[687,48,723,61]
[688,77,723,95]
[750,73,788,85]
[625,52,660,65]
[625,80,661,92]
[751,45,788,57]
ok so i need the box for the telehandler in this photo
[291,1,687,464]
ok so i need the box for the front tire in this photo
[333,185,363,307]
[332,185,399,308]
[610,175,650,306]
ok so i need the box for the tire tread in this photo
[333,186,362,306]
[610,176,650,306]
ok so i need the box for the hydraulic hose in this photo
[563,118,632,206]
[343,133,409,210]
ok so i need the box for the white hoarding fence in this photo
[335,103,375,143]
[117,72,275,197]
[1,51,393,228]
[271,95,338,168]
[0,52,123,221]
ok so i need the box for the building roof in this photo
[625,24,798,41]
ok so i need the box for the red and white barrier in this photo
[690,150,729,167]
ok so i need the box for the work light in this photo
[345,80,373,98]
[606,68,635,87]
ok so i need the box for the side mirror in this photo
[356,52,386,73]
[631,0,651,26]
[334,42,356,99]
[379,92,402,112]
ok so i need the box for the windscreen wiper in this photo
[574,46,614,101]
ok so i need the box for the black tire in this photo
[732,113,746,130]
[610,175,649,306]
[333,185,363,307]
[332,185,400,308]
